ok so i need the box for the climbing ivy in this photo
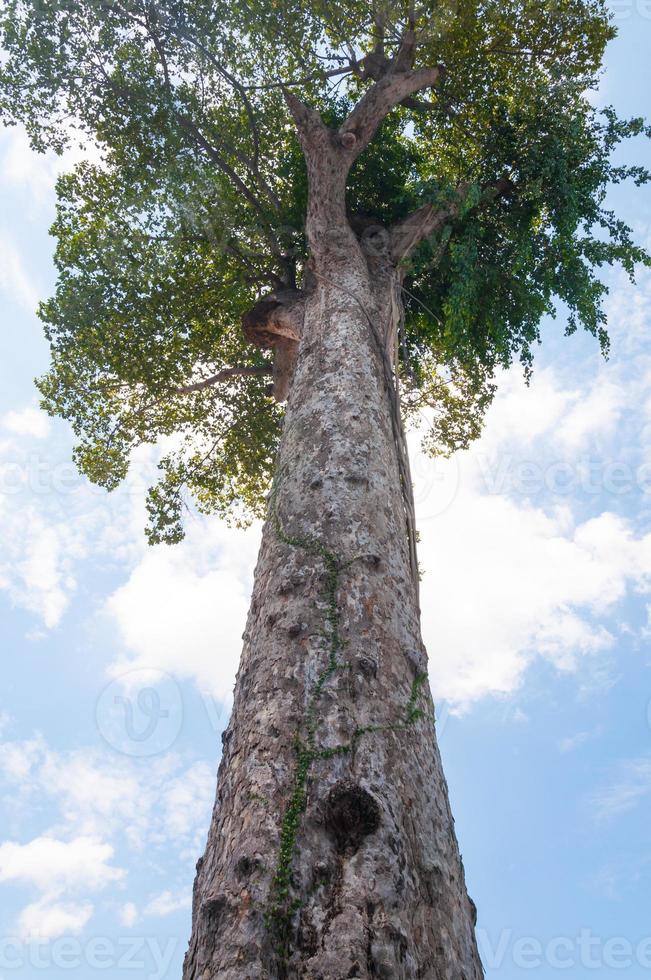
[265,477,430,965]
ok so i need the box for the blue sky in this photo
[1,7,651,978]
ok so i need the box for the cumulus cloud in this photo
[418,497,649,705]
[0,500,93,628]
[0,426,152,629]
[0,732,213,942]
[558,381,625,449]
[0,409,255,657]
[0,734,48,782]
[0,835,122,939]
[0,836,124,893]
[0,736,214,856]
[414,360,651,707]
[106,546,252,701]
[1,407,50,440]
[18,898,94,941]
[144,889,191,918]
[12,517,78,627]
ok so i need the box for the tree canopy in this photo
[1,0,649,541]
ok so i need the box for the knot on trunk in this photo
[242,289,305,402]
[324,780,381,854]
[200,894,228,927]
[339,130,357,150]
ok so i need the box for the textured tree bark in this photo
[183,228,483,978]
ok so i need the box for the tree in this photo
[1,0,648,975]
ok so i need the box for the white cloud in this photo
[605,268,651,356]
[12,518,77,627]
[0,736,214,857]
[0,429,150,630]
[488,368,575,449]
[0,736,212,943]
[1,407,50,440]
[0,734,46,781]
[18,899,93,941]
[413,355,651,707]
[558,381,625,448]
[0,236,41,312]
[419,489,651,705]
[144,889,191,918]
[0,417,255,647]
[0,834,121,939]
[0,836,124,893]
[106,521,259,700]
[156,762,214,857]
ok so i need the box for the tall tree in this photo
[1,0,648,975]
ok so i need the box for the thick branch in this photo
[390,177,515,265]
[340,64,442,161]
[336,26,442,160]
[283,89,329,150]
[284,23,442,163]
[282,31,444,261]
[174,365,272,395]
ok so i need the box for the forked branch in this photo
[284,25,443,169]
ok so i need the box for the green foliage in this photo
[0,0,649,537]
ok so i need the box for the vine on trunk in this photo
[265,475,428,968]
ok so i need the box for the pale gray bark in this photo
[184,35,483,980]
[183,233,483,978]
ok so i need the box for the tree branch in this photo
[341,63,442,158]
[159,20,283,211]
[246,64,354,92]
[174,365,273,395]
[336,21,442,161]
[92,11,282,225]
[390,177,515,265]
[282,88,332,158]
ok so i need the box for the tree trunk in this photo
[183,232,483,979]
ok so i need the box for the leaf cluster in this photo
[0,0,648,538]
